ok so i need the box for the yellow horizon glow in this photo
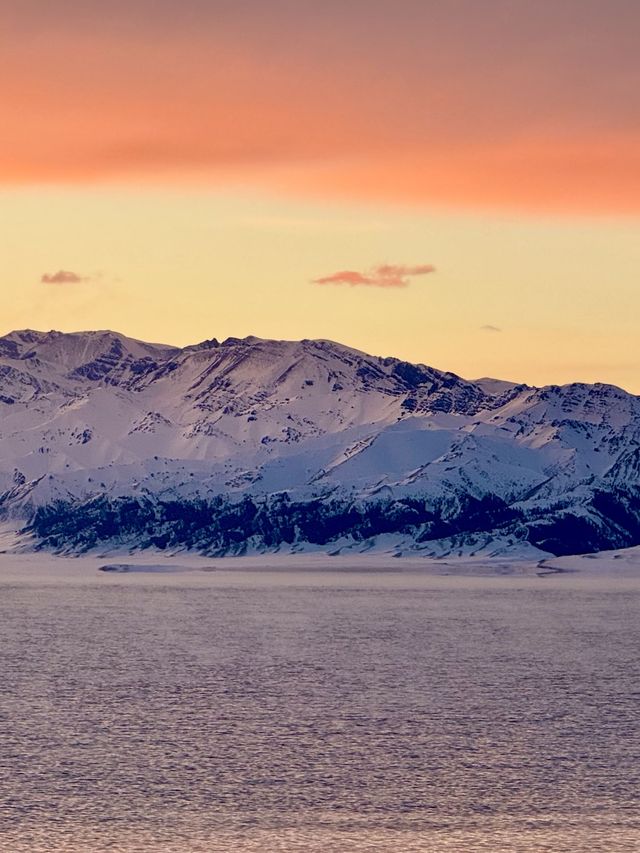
[1,186,638,392]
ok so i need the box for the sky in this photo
[1,0,639,389]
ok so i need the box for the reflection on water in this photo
[1,568,639,851]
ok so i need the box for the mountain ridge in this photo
[0,329,638,558]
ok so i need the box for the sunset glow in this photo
[3,8,640,851]
[1,0,638,387]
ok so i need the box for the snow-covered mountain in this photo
[1,328,639,558]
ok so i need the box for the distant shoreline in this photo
[0,547,638,581]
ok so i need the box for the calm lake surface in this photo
[1,562,639,852]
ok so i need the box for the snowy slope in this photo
[1,329,639,557]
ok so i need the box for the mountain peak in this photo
[1,329,640,559]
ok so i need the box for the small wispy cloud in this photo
[312,263,436,289]
[480,324,502,333]
[41,270,91,285]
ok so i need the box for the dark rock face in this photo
[27,485,640,557]
[70,338,127,381]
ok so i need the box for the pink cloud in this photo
[41,270,90,284]
[313,263,436,289]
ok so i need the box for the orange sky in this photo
[2,0,639,214]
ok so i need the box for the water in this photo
[1,563,639,851]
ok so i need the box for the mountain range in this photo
[1,328,639,558]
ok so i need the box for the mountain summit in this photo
[1,329,639,558]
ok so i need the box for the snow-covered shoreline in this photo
[1,544,639,584]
